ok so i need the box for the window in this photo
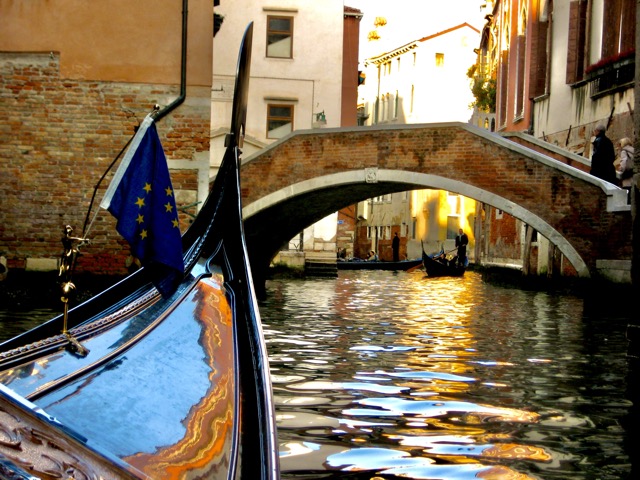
[515,4,527,118]
[410,85,415,113]
[267,16,293,58]
[435,53,444,67]
[530,0,551,98]
[267,104,293,139]
[394,90,399,118]
[385,93,390,120]
[446,216,459,239]
[566,0,587,83]
[447,192,461,214]
[602,0,635,60]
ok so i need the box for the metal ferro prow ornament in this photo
[58,224,90,356]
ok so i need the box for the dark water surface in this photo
[261,270,635,479]
[0,270,636,479]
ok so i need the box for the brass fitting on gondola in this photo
[58,225,90,357]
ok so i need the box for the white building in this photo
[359,23,481,126]
[212,0,346,164]
[211,0,357,255]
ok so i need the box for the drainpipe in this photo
[154,0,189,122]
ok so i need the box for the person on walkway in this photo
[616,137,634,201]
[455,229,468,267]
[590,124,617,184]
[392,232,400,262]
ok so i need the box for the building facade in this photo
[210,0,362,258]
[359,23,481,127]
[0,0,214,276]
[472,0,635,278]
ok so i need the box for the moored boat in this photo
[337,258,423,271]
[422,248,466,277]
[0,23,279,480]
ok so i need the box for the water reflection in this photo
[263,270,632,479]
[0,270,633,479]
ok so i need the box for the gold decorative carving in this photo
[0,402,138,479]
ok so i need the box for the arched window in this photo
[515,4,527,118]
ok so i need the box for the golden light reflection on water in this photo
[263,270,627,479]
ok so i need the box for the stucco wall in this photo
[211,0,345,152]
[0,0,212,85]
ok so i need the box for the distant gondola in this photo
[422,248,466,277]
[0,23,279,479]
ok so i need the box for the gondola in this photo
[337,258,423,271]
[422,248,466,277]
[0,23,279,480]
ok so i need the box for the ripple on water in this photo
[264,270,632,479]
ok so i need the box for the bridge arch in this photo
[239,123,632,290]
[243,168,589,277]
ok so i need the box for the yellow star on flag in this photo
[165,202,174,213]
[143,183,152,193]
[136,214,144,224]
[172,218,179,228]
[165,186,173,196]
[135,197,145,208]
[140,229,148,240]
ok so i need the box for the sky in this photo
[346,0,488,60]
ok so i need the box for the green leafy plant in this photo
[467,65,496,113]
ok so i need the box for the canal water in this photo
[262,270,635,480]
[0,269,636,479]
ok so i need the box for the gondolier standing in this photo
[392,232,400,262]
[455,228,468,267]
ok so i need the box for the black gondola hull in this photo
[0,22,279,480]
[422,251,466,277]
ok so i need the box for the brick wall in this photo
[0,52,209,276]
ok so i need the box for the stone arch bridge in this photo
[238,123,631,290]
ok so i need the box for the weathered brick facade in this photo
[0,52,208,276]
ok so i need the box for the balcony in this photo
[587,56,635,98]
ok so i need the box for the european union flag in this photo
[101,115,184,296]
